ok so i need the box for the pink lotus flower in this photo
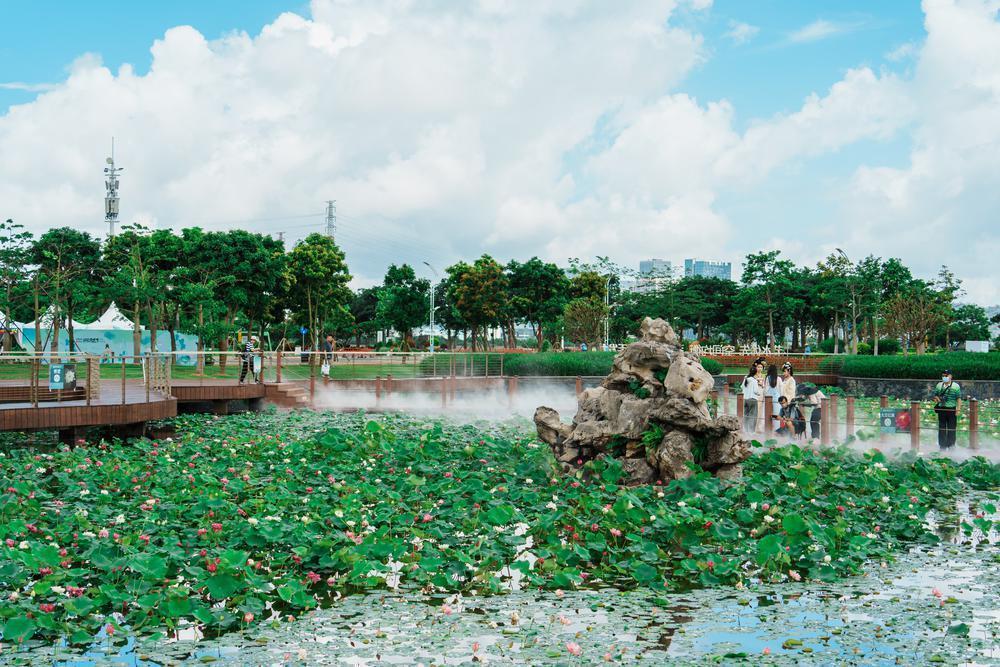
[243,612,254,623]
[211,522,223,533]
[39,603,56,613]
[139,535,150,544]
[932,588,943,598]
[441,604,453,615]
[472,642,480,653]
[788,570,801,581]
[306,571,321,584]
[422,513,433,523]
[566,641,583,656]
[590,523,599,532]
[207,562,217,573]
[610,528,622,537]
[762,647,771,655]
[443,472,453,478]
[761,503,770,511]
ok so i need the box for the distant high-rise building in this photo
[684,258,732,280]
[639,258,671,277]
[635,259,672,293]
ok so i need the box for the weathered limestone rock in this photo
[534,317,750,485]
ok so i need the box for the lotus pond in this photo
[0,410,997,665]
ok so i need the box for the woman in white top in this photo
[741,363,762,433]
[764,364,782,431]
[780,363,797,404]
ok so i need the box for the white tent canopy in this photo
[82,302,141,331]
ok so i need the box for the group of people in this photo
[740,358,824,439]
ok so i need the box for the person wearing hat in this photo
[932,370,961,449]
[239,334,260,384]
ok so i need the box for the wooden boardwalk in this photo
[0,379,268,435]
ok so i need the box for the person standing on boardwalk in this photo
[765,364,782,432]
[932,369,961,449]
[741,363,762,433]
[239,335,259,384]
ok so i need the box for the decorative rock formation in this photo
[534,317,751,485]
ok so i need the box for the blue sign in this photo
[299,326,308,335]
[49,364,77,390]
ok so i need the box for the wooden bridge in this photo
[0,378,308,442]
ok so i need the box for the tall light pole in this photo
[604,274,613,351]
[104,139,123,238]
[422,261,439,353]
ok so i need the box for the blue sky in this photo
[0,1,924,118]
[1,1,997,304]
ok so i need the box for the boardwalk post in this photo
[387,374,393,396]
[910,400,921,451]
[441,376,447,408]
[499,354,504,378]
[736,393,744,426]
[145,356,150,403]
[309,354,316,401]
[576,376,583,397]
[879,396,888,444]
[508,376,518,410]
[969,398,978,450]
[710,390,719,419]
[276,349,282,383]
[375,376,382,407]
[820,398,831,446]
[86,356,92,407]
[121,359,127,406]
[722,382,730,415]
[764,395,773,435]
[845,396,855,440]
[31,358,39,408]
[828,395,838,442]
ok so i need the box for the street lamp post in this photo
[604,275,613,351]
[422,262,439,354]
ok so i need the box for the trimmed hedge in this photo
[838,352,1000,381]
[504,351,722,377]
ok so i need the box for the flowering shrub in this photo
[0,411,996,644]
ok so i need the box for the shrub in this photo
[875,339,902,355]
[838,351,1000,380]
[856,342,871,356]
[502,352,722,377]
[817,338,846,353]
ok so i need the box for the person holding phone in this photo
[932,369,961,450]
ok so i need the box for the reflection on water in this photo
[9,495,997,666]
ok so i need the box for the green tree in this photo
[948,304,990,346]
[883,280,947,354]
[0,219,32,351]
[32,227,102,354]
[445,255,508,350]
[562,297,609,348]
[375,264,430,349]
[742,250,795,347]
[934,265,964,349]
[506,258,568,349]
[347,287,380,346]
[286,233,352,351]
